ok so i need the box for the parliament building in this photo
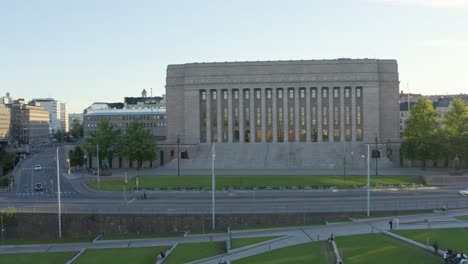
[165,59,400,169]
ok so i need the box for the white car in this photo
[459,189,468,195]
[34,165,42,171]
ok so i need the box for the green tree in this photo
[82,120,121,169]
[70,119,84,139]
[119,121,157,168]
[69,146,84,167]
[442,98,468,164]
[402,98,440,167]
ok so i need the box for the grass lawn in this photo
[86,174,424,191]
[233,241,329,264]
[101,232,182,240]
[231,236,282,249]
[74,246,167,264]
[394,227,468,253]
[1,236,94,245]
[163,242,225,264]
[353,209,434,219]
[455,215,468,220]
[337,233,440,264]
[0,251,76,264]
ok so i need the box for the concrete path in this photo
[3,208,468,263]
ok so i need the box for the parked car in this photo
[34,165,42,171]
[459,188,468,195]
[34,183,43,192]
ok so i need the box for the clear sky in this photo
[1,0,467,113]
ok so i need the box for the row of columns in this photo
[202,87,361,143]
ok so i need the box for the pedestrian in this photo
[433,241,439,255]
[388,220,393,230]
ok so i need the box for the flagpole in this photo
[212,142,216,230]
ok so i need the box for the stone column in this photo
[250,88,255,144]
[295,87,300,142]
[217,89,222,143]
[351,87,357,142]
[272,88,277,142]
[306,87,311,142]
[329,88,334,142]
[283,88,289,142]
[228,88,233,143]
[206,90,211,143]
[239,89,244,143]
[317,88,322,142]
[340,87,345,142]
[261,88,266,142]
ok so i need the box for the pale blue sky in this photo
[1,0,467,113]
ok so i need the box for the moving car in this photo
[34,183,43,192]
[459,188,468,195]
[34,165,42,171]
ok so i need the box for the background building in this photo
[10,99,49,144]
[166,59,400,169]
[0,104,11,142]
[68,113,83,125]
[32,98,69,134]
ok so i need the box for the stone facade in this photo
[166,59,400,169]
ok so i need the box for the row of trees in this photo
[82,120,157,169]
[53,119,84,143]
[401,98,468,167]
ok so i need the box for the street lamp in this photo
[56,147,62,239]
[177,135,180,176]
[82,155,87,180]
[366,145,371,217]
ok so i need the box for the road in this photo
[2,147,468,215]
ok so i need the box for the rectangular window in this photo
[256,90,260,99]
[334,106,339,125]
[312,89,316,98]
[357,106,361,125]
[300,107,305,126]
[267,90,271,99]
[278,90,282,99]
[323,89,327,98]
[345,106,350,125]
[256,108,261,126]
[345,88,350,98]
[357,88,361,98]
[213,91,217,100]
[334,88,339,98]
[289,89,294,99]
[300,89,305,98]
[245,91,249,99]
[312,106,316,126]
[289,107,294,124]
[267,107,272,125]
[202,91,206,100]
[323,107,328,125]
[234,90,238,99]
[223,91,227,100]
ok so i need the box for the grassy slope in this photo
[0,252,76,264]
[163,242,225,264]
[231,236,282,249]
[395,227,468,253]
[74,246,167,264]
[87,174,424,191]
[337,233,440,264]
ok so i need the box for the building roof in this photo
[85,108,166,116]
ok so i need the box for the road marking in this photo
[127,197,136,204]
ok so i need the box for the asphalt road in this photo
[2,147,468,215]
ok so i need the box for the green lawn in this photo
[0,236,94,245]
[337,233,440,264]
[101,232,182,240]
[394,227,468,253]
[233,241,329,264]
[455,215,468,220]
[0,251,76,264]
[231,236,282,249]
[74,246,167,264]
[86,174,424,191]
[163,242,226,264]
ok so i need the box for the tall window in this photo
[357,106,361,125]
[312,106,316,126]
[256,108,261,126]
[267,107,272,125]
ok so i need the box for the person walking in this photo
[433,241,439,255]
[388,220,393,230]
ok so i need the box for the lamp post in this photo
[366,144,371,217]
[56,147,62,238]
[177,135,180,176]
[211,142,216,230]
[83,155,87,180]
[96,144,100,190]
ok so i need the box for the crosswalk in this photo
[23,166,55,171]
[16,191,79,197]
